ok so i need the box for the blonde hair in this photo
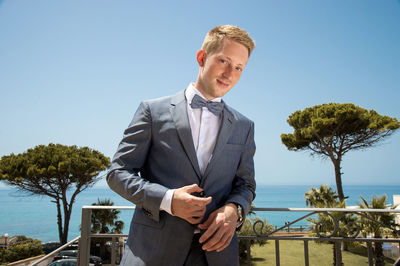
[201,25,255,57]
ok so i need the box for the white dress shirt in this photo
[160,83,223,214]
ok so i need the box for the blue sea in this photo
[0,185,399,243]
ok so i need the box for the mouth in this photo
[217,79,230,88]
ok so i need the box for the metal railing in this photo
[79,206,135,266]
[243,207,400,266]
[76,206,400,266]
[29,236,80,266]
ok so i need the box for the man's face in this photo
[195,38,249,101]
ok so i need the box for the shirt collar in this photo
[185,83,222,104]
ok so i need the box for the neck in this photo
[193,80,214,101]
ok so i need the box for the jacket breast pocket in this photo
[224,143,244,151]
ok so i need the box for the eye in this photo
[235,66,243,72]
[220,59,227,64]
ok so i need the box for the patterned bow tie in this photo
[190,94,224,116]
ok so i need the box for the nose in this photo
[222,64,233,79]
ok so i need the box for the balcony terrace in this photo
[29,206,400,266]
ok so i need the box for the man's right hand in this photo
[171,184,212,224]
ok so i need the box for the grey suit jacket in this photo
[107,90,256,266]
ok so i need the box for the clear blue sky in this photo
[0,0,399,187]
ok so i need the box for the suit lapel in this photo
[170,92,202,180]
[202,106,236,182]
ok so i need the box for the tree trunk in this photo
[61,210,69,244]
[333,160,345,202]
[333,159,349,251]
[62,196,72,244]
[55,199,64,244]
[375,242,384,266]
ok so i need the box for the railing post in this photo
[246,239,251,266]
[79,207,91,266]
[275,240,280,266]
[334,241,342,266]
[111,236,116,266]
[303,240,309,266]
[367,242,373,266]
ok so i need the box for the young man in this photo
[107,25,256,266]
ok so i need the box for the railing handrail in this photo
[82,205,400,213]
[29,235,80,266]
[82,205,136,210]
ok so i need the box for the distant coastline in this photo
[1,184,399,243]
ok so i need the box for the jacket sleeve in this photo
[225,121,256,219]
[107,101,169,222]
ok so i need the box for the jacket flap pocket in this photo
[132,208,165,229]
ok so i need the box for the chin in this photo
[218,88,232,97]
[216,92,229,98]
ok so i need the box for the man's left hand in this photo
[197,203,238,252]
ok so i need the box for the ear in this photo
[196,50,206,67]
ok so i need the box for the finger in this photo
[199,221,218,243]
[184,184,202,194]
[182,204,205,216]
[197,213,214,230]
[197,220,211,230]
[189,208,206,218]
[189,214,205,222]
[204,223,233,251]
[215,239,230,252]
[184,197,210,212]
[202,229,223,250]
[206,227,233,251]
[191,196,212,207]
[216,229,233,252]
[186,216,203,224]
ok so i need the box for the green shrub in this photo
[0,235,43,263]
[237,217,274,259]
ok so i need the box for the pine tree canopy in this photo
[0,143,110,196]
[281,103,400,156]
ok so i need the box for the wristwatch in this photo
[236,204,243,223]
